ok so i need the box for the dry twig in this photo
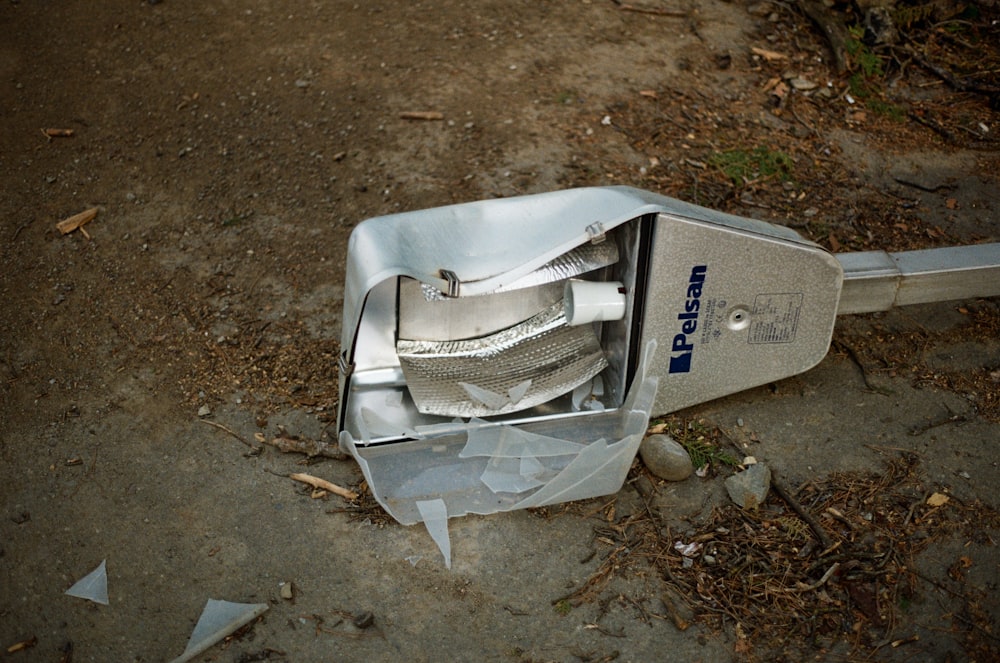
[770,471,834,550]
[266,432,347,460]
[290,473,358,500]
[199,418,257,449]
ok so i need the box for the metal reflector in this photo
[398,241,620,342]
[397,300,608,417]
[485,241,619,294]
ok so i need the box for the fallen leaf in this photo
[946,198,958,209]
[828,232,841,253]
[927,492,949,507]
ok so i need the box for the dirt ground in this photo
[2,1,999,661]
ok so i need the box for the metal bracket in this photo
[440,269,461,297]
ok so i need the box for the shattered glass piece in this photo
[512,343,659,510]
[519,454,548,481]
[65,559,109,605]
[458,382,509,411]
[414,417,473,437]
[571,380,592,411]
[480,456,545,494]
[341,340,660,546]
[460,424,586,459]
[356,409,373,446]
[571,375,606,411]
[416,499,451,569]
[397,301,608,417]
[511,437,612,508]
[361,407,419,439]
[170,599,269,663]
[507,379,532,405]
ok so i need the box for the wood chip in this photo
[751,46,788,62]
[289,472,358,500]
[56,207,98,235]
[42,128,75,138]
[399,111,444,121]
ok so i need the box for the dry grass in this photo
[564,446,1000,660]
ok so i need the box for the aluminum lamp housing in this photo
[336,186,844,526]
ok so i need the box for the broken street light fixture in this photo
[337,187,999,527]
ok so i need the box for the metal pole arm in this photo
[836,243,1000,314]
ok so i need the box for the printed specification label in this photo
[748,293,803,344]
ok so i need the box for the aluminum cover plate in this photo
[643,213,843,414]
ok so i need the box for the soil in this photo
[1,1,998,661]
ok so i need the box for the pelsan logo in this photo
[668,265,707,374]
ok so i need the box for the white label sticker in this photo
[748,293,802,344]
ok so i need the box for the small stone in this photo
[639,434,693,481]
[197,405,211,417]
[280,582,294,600]
[725,463,771,509]
[789,77,818,91]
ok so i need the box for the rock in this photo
[790,77,818,91]
[725,463,772,509]
[639,434,693,481]
[353,611,375,629]
[197,404,211,417]
[280,581,294,600]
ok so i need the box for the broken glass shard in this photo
[460,424,586,459]
[170,599,269,663]
[416,499,451,569]
[65,559,109,605]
